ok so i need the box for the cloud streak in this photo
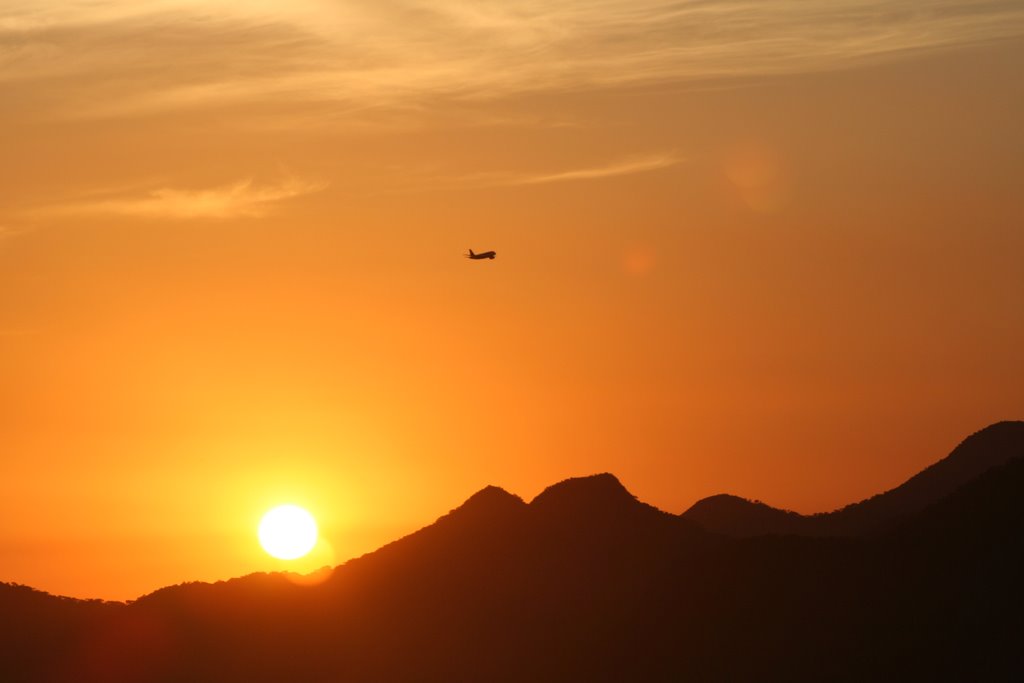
[0,224,31,241]
[498,154,681,186]
[2,1,1023,119]
[49,177,326,220]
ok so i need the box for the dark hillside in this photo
[2,426,1022,682]
[681,421,1024,537]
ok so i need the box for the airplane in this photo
[466,249,496,260]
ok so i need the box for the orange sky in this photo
[2,1,1023,600]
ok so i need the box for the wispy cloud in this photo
[516,154,680,185]
[2,1,1023,119]
[48,177,326,220]
[0,224,30,240]
[471,153,682,187]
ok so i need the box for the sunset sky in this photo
[2,1,1023,600]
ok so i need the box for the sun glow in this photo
[258,505,318,560]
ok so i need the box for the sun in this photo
[258,504,318,560]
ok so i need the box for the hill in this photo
[2,424,1023,681]
[681,421,1024,537]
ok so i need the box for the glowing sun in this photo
[258,505,318,560]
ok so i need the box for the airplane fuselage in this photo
[468,250,496,260]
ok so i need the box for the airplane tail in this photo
[468,249,476,258]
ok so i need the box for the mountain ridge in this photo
[681,420,1024,537]
[2,421,1023,681]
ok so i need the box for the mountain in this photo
[682,420,1024,537]
[2,425,1023,681]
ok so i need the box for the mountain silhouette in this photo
[682,420,1024,537]
[2,423,1022,681]
[531,471,637,511]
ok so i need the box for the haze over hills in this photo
[2,422,1023,682]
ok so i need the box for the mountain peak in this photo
[530,473,638,515]
[683,494,811,537]
[444,485,526,523]
[682,421,1024,538]
[461,485,525,510]
[950,420,1024,455]
[834,419,1024,528]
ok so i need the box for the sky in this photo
[2,0,1023,600]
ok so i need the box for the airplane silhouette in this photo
[467,249,496,260]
